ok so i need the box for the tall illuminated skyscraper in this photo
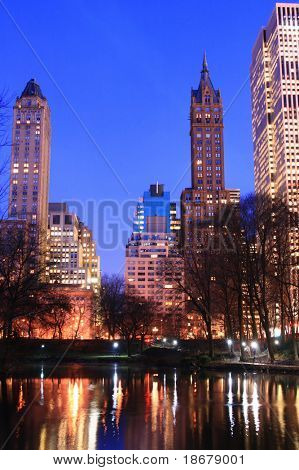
[125,183,185,336]
[8,79,51,233]
[181,55,239,247]
[250,3,299,206]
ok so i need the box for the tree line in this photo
[0,223,73,339]
[166,193,299,361]
[94,274,156,356]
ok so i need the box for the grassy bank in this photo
[1,339,299,374]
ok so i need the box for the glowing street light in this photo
[41,344,45,349]
[227,338,233,353]
[112,341,119,357]
[251,341,258,362]
[274,339,279,345]
[162,338,167,343]
[241,342,247,348]
[173,339,178,346]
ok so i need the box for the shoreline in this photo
[1,355,299,375]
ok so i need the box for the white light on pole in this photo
[162,338,167,343]
[113,342,119,349]
[173,339,178,346]
[251,341,258,361]
[227,338,233,353]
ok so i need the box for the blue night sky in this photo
[0,0,284,274]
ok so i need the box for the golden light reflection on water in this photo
[0,368,298,450]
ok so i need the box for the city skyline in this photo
[0,1,298,456]
[0,0,292,274]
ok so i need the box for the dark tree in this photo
[95,274,124,339]
[116,295,155,356]
[162,241,218,359]
[0,222,70,339]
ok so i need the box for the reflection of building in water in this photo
[0,371,298,450]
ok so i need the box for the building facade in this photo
[133,183,173,233]
[126,232,184,336]
[47,203,100,291]
[15,286,95,340]
[126,184,184,337]
[8,79,51,234]
[170,202,181,235]
[181,55,240,247]
[251,3,299,205]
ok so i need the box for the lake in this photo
[0,365,298,450]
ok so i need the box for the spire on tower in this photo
[191,51,221,104]
[202,51,208,73]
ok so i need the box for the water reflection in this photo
[0,366,298,450]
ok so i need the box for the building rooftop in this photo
[20,78,46,100]
[48,202,68,213]
[192,53,221,104]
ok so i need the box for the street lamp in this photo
[173,339,178,346]
[113,342,119,356]
[162,337,167,343]
[251,341,258,362]
[227,338,233,353]
[241,341,247,348]
[41,344,45,349]
[274,339,279,346]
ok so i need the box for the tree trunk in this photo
[238,291,245,361]
[140,335,145,353]
[3,319,13,340]
[225,309,233,340]
[280,292,286,342]
[127,338,131,357]
[248,296,258,339]
[206,319,214,359]
[0,377,8,402]
[291,325,298,361]
[264,318,275,362]
[28,317,33,338]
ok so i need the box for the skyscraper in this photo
[250,3,299,206]
[47,203,101,291]
[181,55,239,247]
[133,183,172,233]
[126,184,185,336]
[9,79,51,233]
